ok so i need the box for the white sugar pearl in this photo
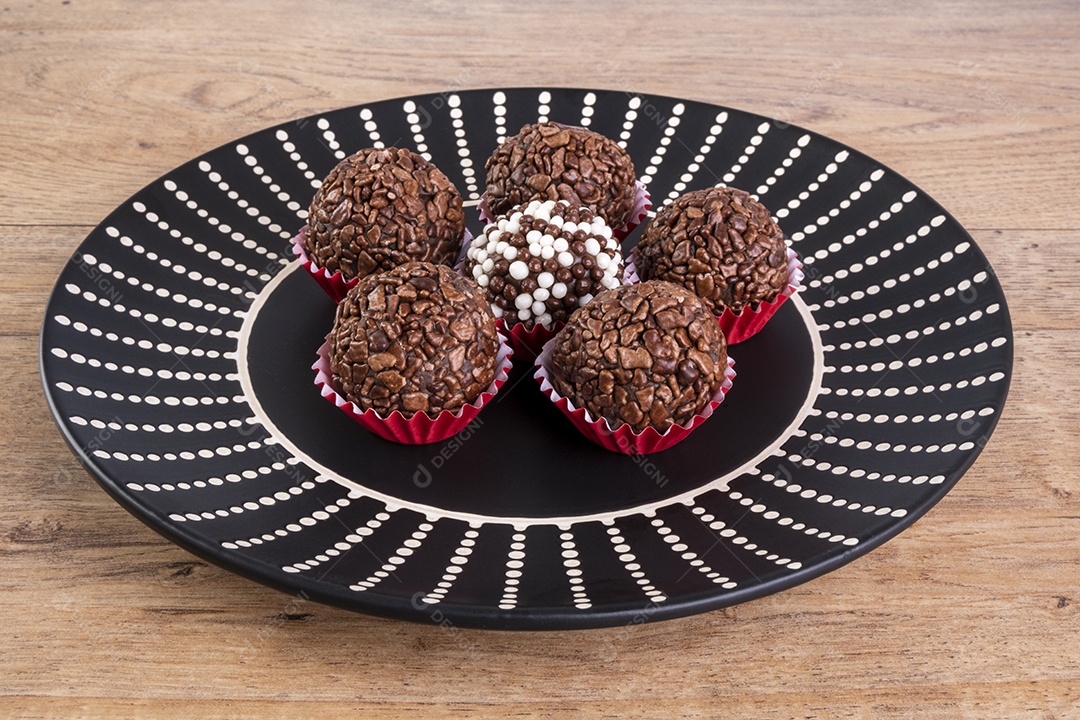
[601,275,619,289]
[578,293,594,307]
[606,238,619,250]
[515,293,533,310]
[477,275,489,287]
[497,218,508,230]
[506,219,521,234]
[537,313,553,327]
[482,258,494,272]
[525,229,542,244]
[526,200,542,213]
[597,224,613,239]
[509,260,529,280]
[489,229,503,243]
[518,308,530,321]
[540,234,554,247]
[471,234,486,249]
[596,253,611,270]
[529,243,542,257]
[472,265,483,279]
[541,246,555,260]
[537,272,554,288]
[531,300,546,315]
[563,222,577,234]
[551,282,568,299]
[503,246,518,260]
[584,238,601,256]
[491,304,504,318]
[495,241,508,254]
[475,249,488,263]
[558,251,574,267]
[548,217,563,229]
[553,237,569,252]
[534,206,552,222]
[533,288,550,302]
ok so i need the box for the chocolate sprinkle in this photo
[329,262,498,418]
[550,280,727,434]
[485,122,637,229]
[635,186,790,315]
[304,147,465,282]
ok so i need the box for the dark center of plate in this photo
[244,265,815,519]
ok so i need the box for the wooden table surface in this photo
[3,0,1078,717]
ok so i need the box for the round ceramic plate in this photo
[41,88,1012,630]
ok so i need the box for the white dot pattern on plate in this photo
[665,111,728,202]
[617,95,642,147]
[578,91,596,127]
[126,458,302,493]
[603,522,668,601]
[756,134,810,196]
[498,531,527,610]
[135,191,283,278]
[401,100,432,160]
[491,91,508,145]
[536,90,551,124]
[281,503,387,574]
[351,519,431,592]
[315,116,346,160]
[234,143,307,221]
[41,89,1011,628]
[637,103,684,187]
[771,149,848,222]
[193,162,292,241]
[274,128,321,188]
[560,531,591,609]
[419,528,480,605]
[716,121,770,187]
[359,108,386,149]
[446,94,479,199]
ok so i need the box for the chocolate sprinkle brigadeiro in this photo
[550,281,727,434]
[485,122,637,229]
[636,186,790,315]
[304,147,465,281]
[329,262,498,418]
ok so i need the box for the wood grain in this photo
[2,0,1078,717]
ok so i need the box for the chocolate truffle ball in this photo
[464,199,624,329]
[550,281,727,434]
[304,147,465,282]
[485,122,637,229]
[635,186,790,315]
[329,262,498,418]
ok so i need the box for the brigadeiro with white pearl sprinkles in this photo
[463,198,627,358]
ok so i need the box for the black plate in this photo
[40,88,1012,629]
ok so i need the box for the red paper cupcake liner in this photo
[477,179,652,240]
[292,227,357,304]
[495,318,562,363]
[625,246,803,345]
[294,227,473,305]
[533,339,736,455]
[313,330,513,445]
